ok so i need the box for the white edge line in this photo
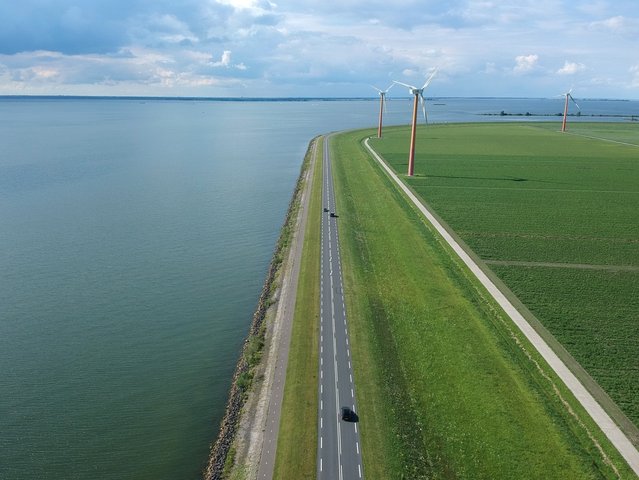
[364,137,639,475]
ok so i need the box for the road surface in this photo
[317,135,364,480]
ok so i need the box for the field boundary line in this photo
[564,131,639,147]
[484,259,639,272]
[363,136,639,476]
[425,185,639,194]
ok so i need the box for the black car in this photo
[330,212,338,218]
[323,207,329,212]
[340,406,354,421]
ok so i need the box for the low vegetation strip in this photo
[484,259,639,272]
[329,128,634,478]
[369,122,639,431]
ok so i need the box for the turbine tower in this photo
[561,88,580,132]
[394,68,438,176]
[371,83,394,138]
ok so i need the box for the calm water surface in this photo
[0,97,637,479]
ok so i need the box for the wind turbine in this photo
[394,68,438,176]
[371,83,394,138]
[560,88,580,132]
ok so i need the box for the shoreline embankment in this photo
[203,139,316,480]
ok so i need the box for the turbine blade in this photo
[421,67,439,89]
[383,94,388,113]
[370,84,383,94]
[393,80,416,90]
[569,94,580,110]
[420,94,427,123]
[385,82,395,93]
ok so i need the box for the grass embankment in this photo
[272,139,322,478]
[370,122,639,430]
[331,128,633,478]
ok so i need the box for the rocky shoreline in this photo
[202,140,315,480]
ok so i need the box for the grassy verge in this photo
[272,138,322,479]
[330,128,633,478]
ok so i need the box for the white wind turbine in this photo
[371,83,395,138]
[394,68,438,176]
[560,88,580,132]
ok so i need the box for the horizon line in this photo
[0,94,634,102]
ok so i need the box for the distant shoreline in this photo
[0,95,634,102]
[482,112,638,119]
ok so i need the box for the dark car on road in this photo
[330,212,338,218]
[324,207,329,212]
[340,406,354,421]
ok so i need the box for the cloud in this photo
[513,54,539,74]
[1,0,639,97]
[557,61,586,75]
[210,50,247,71]
[212,50,232,67]
[589,15,639,35]
[0,1,238,55]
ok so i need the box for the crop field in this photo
[329,129,634,478]
[368,122,639,428]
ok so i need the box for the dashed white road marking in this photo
[320,136,364,480]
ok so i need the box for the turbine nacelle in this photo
[371,82,395,96]
[560,87,581,110]
[393,68,438,124]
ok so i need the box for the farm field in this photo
[329,129,634,478]
[369,122,639,429]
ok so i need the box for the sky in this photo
[0,0,638,98]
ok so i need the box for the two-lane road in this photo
[317,135,364,480]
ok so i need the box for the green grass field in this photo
[330,128,635,478]
[369,122,639,429]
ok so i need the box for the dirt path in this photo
[364,137,639,477]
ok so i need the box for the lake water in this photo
[1,96,637,480]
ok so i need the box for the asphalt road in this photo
[317,135,364,480]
